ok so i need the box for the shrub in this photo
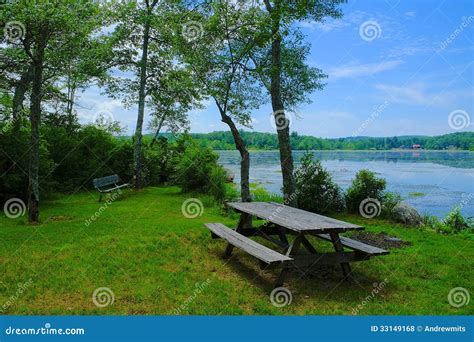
[423,215,451,234]
[381,191,402,217]
[294,152,345,214]
[0,127,55,202]
[444,207,470,233]
[173,142,226,201]
[346,169,386,214]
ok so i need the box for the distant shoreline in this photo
[216,149,474,152]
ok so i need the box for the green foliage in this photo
[173,141,227,202]
[294,152,345,214]
[381,192,402,217]
[444,207,470,233]
[1,123,228,202]
[0,127,55,202]
[182,131,474,151]
[346,170,386,214]
[423,215,452,234]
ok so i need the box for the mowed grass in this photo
[0,186,472,315]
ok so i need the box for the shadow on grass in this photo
[208,246,393,304]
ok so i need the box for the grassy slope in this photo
[0,186,472,315]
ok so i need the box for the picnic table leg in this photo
[277,225,289,247]
[329,232,352,279]
[300,235,317,254]
[275,233,303,288]
[224,213,251,259]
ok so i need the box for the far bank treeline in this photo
[153,131,474,151]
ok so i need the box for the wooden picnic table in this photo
[205,202,389,288]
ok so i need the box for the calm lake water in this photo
[217,150,474,218]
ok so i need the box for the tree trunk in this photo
[218,107,251,203]
[149,114,166,147]
[268,4,296,206]
[133,16,151,189]
[12,65,33,132]
[28,42,46,223]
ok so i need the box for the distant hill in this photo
[128,131,474,151]
[151,131,474,151]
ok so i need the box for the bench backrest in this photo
[93,174,120,188]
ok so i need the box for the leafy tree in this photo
[106,0,195,189]
[0,0,103,222]
[255,0,345,205]
[178,1,264,202]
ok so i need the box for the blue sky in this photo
[77,0,474,138]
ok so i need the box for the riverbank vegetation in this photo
[180,131,474,151]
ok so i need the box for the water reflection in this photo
[217,150,474,218]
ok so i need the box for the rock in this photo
[391,202,422,226]
[224,168,234,183]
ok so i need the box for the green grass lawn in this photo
[0,186,472,315]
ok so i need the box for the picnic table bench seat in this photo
[315,234,389,256]
[205,223,292,264]
[92,174,129,201]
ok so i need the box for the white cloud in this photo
[375,83,472,106]
[328,60,403,79]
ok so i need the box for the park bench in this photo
[92,174,129,202]
[205,202,389,288]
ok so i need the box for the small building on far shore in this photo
[412,144,421,149]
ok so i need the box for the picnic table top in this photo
[227,201,364,233]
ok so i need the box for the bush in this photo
[0,127,55,202]
[173,141,226,202]
[423,215,452,234]
[346,169,387,214]
[444,207,470,233]
[294,152,345,214]
[381,192,402,217]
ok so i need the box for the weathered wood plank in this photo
[226,202,363,233]
[204,223,292,264]
[314,233,389,256]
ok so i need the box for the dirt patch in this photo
[347,231,411,250]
